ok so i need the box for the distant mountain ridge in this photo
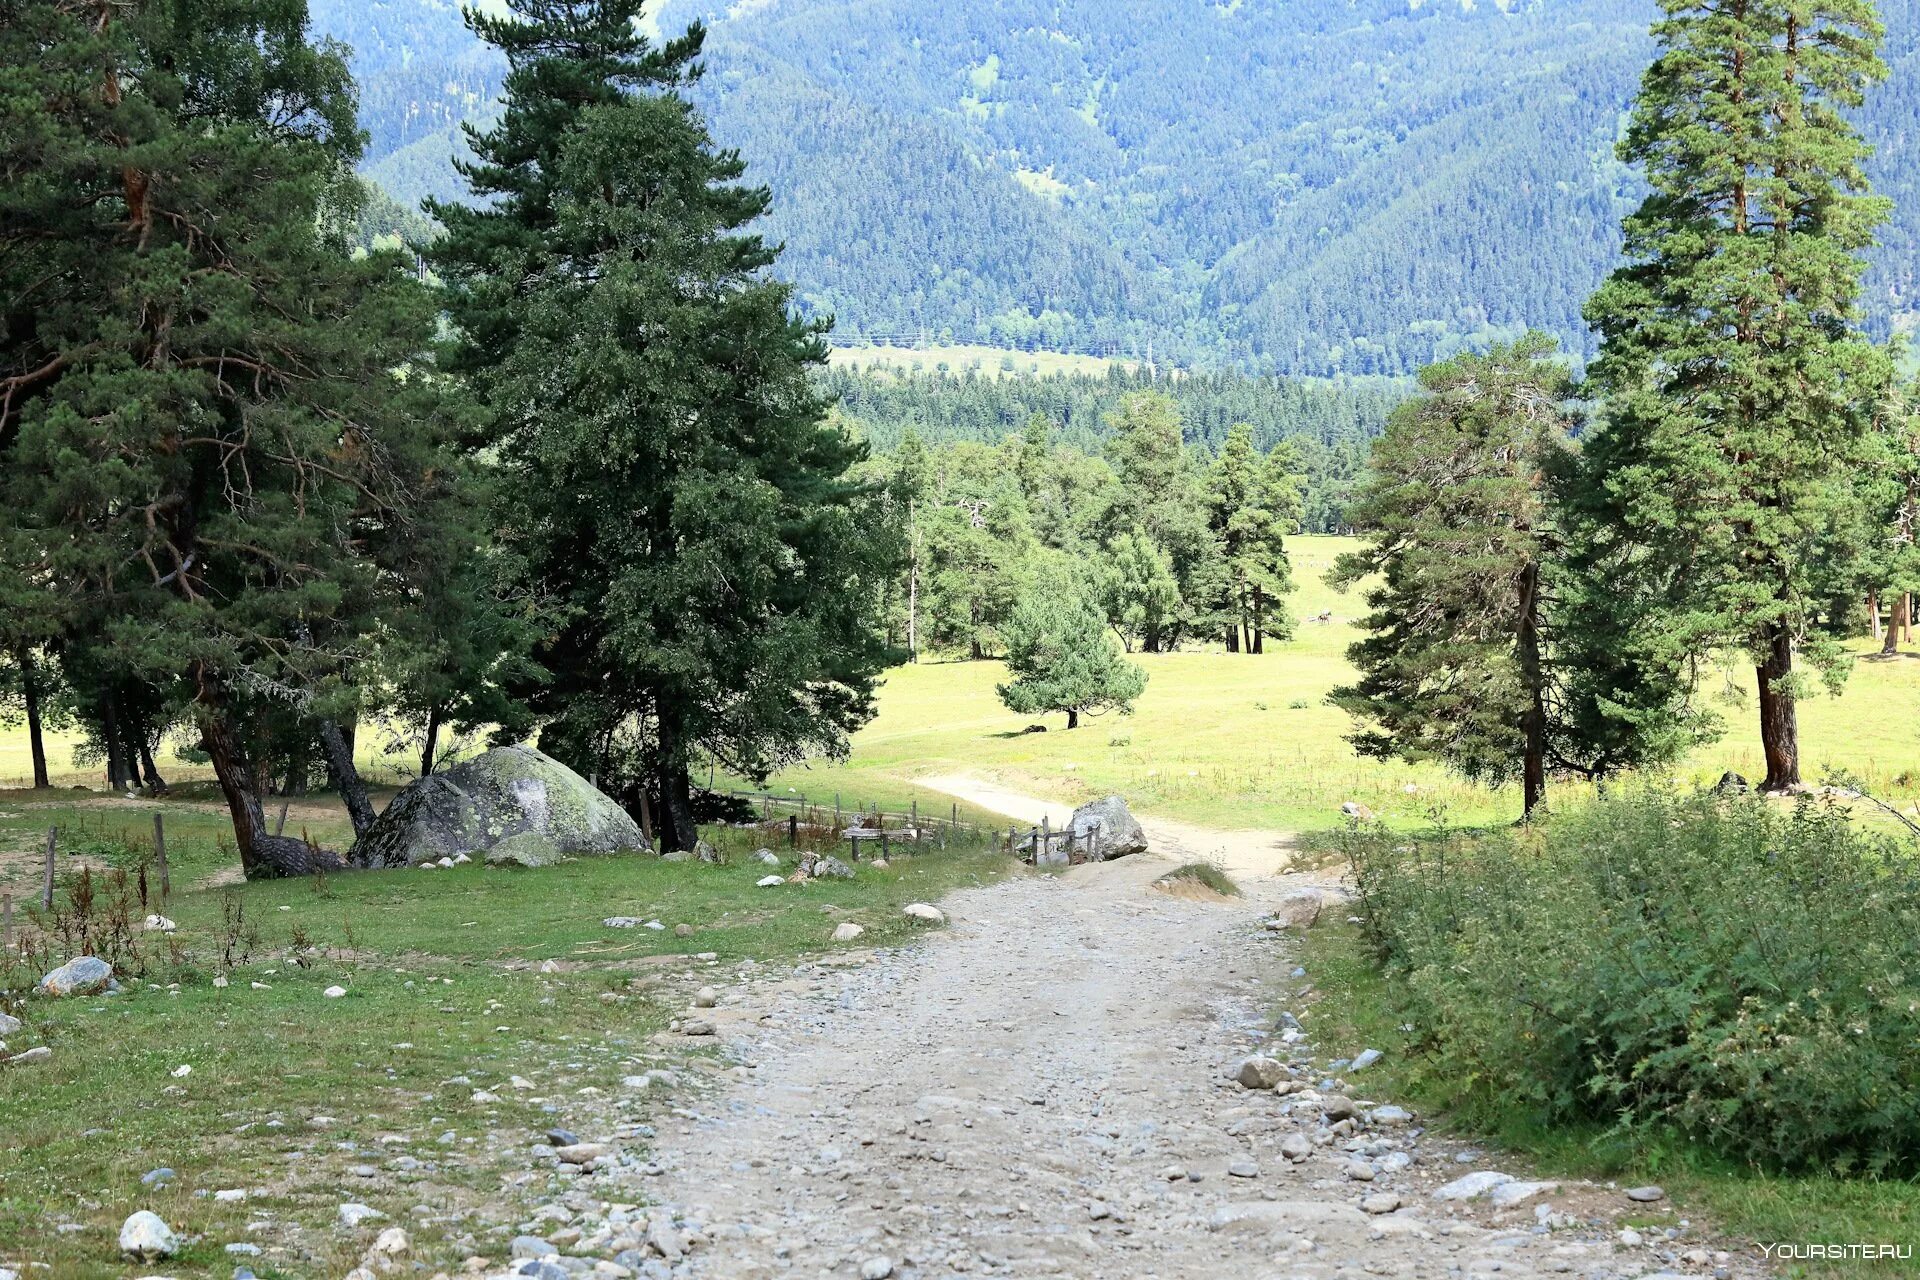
[309,0,1920,375]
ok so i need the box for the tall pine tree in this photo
[0,0,449,875]
[430,0,901,850]
[1330,335,1576,815]
[1575,0,1893,791]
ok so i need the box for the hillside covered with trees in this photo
[310,0,1920,374]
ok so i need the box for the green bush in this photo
[1339,791,1920,1173]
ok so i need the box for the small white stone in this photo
[372,1226,411,1254]
[903,902,944,923]
[338,1202,384,1228]
[860,1257,894,1279]
[323,985,347,999]
[832,922,865,942]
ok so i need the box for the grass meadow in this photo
[11,535,1920,835]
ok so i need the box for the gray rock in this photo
[36,955,113,997]
[1625,1184,1667,1203]
[485,831,567,869]
[753,848,781,865]
[860,1257,894,1280]
[693,840,723,864]
[1350,1048,1382,1071]
[1067,796,1148,861]
[554,1142,610,1165]
[141,1168,176,1186]
[646,1219,684,1260]
[0,1013,20,1035]
[693,987,718,1009]
[813,856,856,880]
[1489,1180,1559,1208]
[1320,1094,1358,1120]
[1433,1170,1515,1201]
[545,1128,581,1147]
[602,917,642,929]
[1234,1056,1286,1090]
[351,745,643,868]
[7,1045,51,1064]
[1227,1160,1259,1179]
[512,1236,559,1259]
[119,1210,178,1260]
[338,1202,385,1228]
[1368,1104,1413,1126]
[1269,889,1325,929]
[1360,1192,1402,1215]
[1343,1159,1375,1182]
[1279,1134,1313,1162]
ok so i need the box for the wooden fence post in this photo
[788,814,798,848]
[847,831,858,863]
[1041,815,1050,862]
[42,826,57,910]
[2,893,11,952]
[834,793,841,828]
[153,812,170,900]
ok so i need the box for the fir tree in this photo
[1209,424,1298,653]
[429,0,901,849]
[1575,0,1894,791]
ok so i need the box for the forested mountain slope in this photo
[310,0,1920,375]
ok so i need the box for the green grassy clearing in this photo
[735,535,1920,833]
[1294,920,1920,1278]
[0,812,1014,1279]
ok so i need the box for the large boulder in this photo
[1068,796,1148,861]
[37,956,114,997]
[352,746,644,869]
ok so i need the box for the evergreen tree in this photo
[1101,531,1181,654]
[1329,335,1576,815]
[893,427,931,662]
[0,0,447,875]
[1102,392,1210,647]
[429,0,901,850]
[998,564,1148,730]
[1575,0,1894,791]
[1209,424,1298,653]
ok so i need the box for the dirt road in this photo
[625,785,1754,1280]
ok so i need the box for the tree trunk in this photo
[420,703,443,777]
[1906,592,1913,645]
[17,645,48,788]
[654,704,698,852]
[99,694,130,790]
[319,719,377,838]
[1517,560,1547,817]
[1067,708,1080,730]
[196,680,346,879]
[1868,589,1882,639]
[1882,591,1907,656]
[907,528,919,663]
[1756,626,1800,792]
[1225,627,1239,653]
[128,704,167,793]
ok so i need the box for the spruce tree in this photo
[1208,424,1298,654]
[1330,335,1576,815]
[1576,0,1893,790]
[430,0,901,850]
[0,0,447,875]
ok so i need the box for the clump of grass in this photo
[1153,861,1241,899]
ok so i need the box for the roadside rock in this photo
[351,745,642,868]
[36,956,113,997]
[119,1211,177,1260]
[903,902,945,924]
[338,1203,385,1228]
[1433,1170,1515,1201]
[1234,1056,1286,1090]
[1625,1184,1667,1203]
[832,923,866,942]
[814,856,857,880]
[1068,796,1148,861]
[1360,1192,1401,1215]
[1269,888,1325,929]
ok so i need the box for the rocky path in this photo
[590,801,1759,1280]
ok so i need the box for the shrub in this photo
[1153,861,1241,897]
[1339,790,1920,1173]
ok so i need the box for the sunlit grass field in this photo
[748,535,1920,832]
[8,535,1920,832]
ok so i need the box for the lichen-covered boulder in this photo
[1068,796,1148,861]
[352,746,644,869]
